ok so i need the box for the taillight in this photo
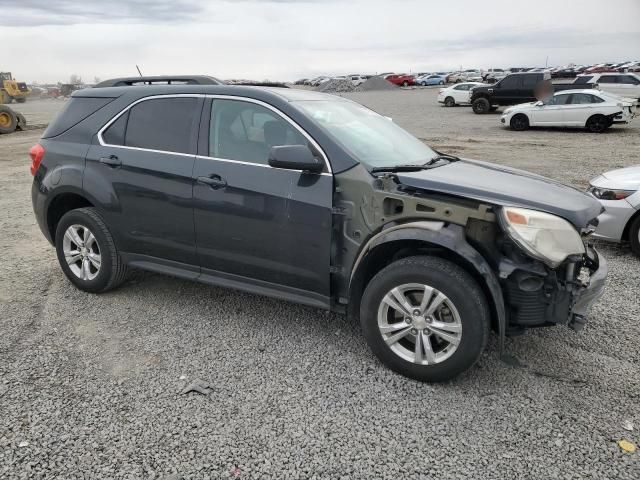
[29,144,45,176]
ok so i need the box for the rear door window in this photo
[569,93,596,104]
[574,76,593,84]
[499,76,521,88]
[598,76,616,83]
[121,97,199,154]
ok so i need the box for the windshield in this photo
[294,100,438,168]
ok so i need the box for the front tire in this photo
[55,207,128,293]
[472,97,490,114]
[402,81,409,87]
[444,96,455,107]
[360,256,490,382]
[510,114,529,131]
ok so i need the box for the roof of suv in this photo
[74,84,344,103]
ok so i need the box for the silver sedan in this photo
[588,165,640,255]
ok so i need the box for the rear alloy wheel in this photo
[472,97,490,114]
[629,215,640,256]
[444,97,455,107]
[0,105,18,134]
[586,114,608,133]
[510,114,529,131]
[402,81,409,87]
[360,256,489,382]
[55,207,128,293]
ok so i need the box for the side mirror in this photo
[536,101,544,106]
[268,145,323,173]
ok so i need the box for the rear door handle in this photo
[99,155,122,167]
[197,175,227,189]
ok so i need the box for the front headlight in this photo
[499,207,585,268]
[588,186,635,200]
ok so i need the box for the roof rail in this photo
[94,75,225,88]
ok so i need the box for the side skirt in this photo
[121,252,331,310]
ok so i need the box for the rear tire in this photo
[510,114,529,131]
[360,256,490,382]
[15,97,26,104]
[586,114,608,133]
[0,105,18,134]
[444,97,455,107]
[55,207,128,293]
[629,216,640,257]
[402,81,409,87]
[472,97,490,114]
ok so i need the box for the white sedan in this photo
[437,82,485,107]
[588,165,640,256]
[500,89,636,132]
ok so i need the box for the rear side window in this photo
[521,75,539,88]
[102,112,128,145]
[43,97,114,138]
[574,76,593,84]
[499,76,521,88]
[617,75,639,84]
[119,97,198,154]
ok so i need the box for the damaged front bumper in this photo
[569,247,607,331]
[500,246,607,331]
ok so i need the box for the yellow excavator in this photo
[1,72,31,104]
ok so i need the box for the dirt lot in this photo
[1,93,639,479]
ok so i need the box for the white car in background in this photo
[348,75,367,86]
[588,166,640,256]
[438,82,485,106]
[500,90,636,132]
[573,73,640,100]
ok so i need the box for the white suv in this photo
[574,73,640,100]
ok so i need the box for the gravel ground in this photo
[1,90,639,479]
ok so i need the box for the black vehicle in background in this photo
[31,77,607,382]
[470,72,597,114]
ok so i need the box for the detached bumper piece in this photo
[500,246,607,331]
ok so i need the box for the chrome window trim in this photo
[96,93,332,174]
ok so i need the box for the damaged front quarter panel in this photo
[332,164,507,351]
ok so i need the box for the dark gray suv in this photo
[31,78,607,381]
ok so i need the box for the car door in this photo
[528,93,571,126]
[597,75,621,96]
[85,95,203,268]
[492,75,521,104]
[560,93,599,126]
[192,97,333,305]
[452,84,470,103]
[615,75,640,99]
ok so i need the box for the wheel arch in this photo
[622,208,640,243]
[348,222,506,349]
[46,190,95,245]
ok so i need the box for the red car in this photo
[583,64,618,74]
[384,74,415,87]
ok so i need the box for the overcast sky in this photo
[1,0,639,83]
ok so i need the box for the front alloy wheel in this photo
[360,256,490,382]
[377,283,462,365]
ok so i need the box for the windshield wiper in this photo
[425,153,461,165]
[371,154,461,173]
[370,164,429,173]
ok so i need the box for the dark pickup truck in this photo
[470,72,596,113]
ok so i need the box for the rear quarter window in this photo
[42,97,114,138]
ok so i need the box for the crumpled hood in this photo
[396,159,603,228]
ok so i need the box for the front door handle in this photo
[197,175,227,189]
[99,155,122,167]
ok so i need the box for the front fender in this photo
[350,221,506,352]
